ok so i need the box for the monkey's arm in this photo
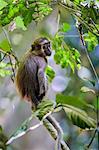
[37,57,48,97]
[38,68,48,97]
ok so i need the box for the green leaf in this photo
[56,94,94,109]
[62,23,71,32]
[84,32,98,51]
[0,0,7,10]
[36,100,54,120]
[0,62,6,68]
[45,66,55,82]
[14,16,27,31]
[63,104,96,129]
[81,86,95,94]
[0,69,11,77]
[23,10,33,26]
[0,11,3,15]
[0,39,11,51]
[0,62,12,77]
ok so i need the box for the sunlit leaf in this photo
[56,94,94,109]
[63,104,96,129]
[0,0,7,10]
[81,86,95,94]
[45,66,55,82]
[0,69,11,77]
[0,39,11,51]
[62,23,71,32]
[14,16,27,31]
[0,62,12,77]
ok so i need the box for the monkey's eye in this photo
[43,43,50,50]
[43,45,48,49]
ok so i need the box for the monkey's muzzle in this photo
[44,48,52,56]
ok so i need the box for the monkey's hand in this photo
[38,69,48,97]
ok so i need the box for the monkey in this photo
[15,37,66,150]
[15,37,52,109]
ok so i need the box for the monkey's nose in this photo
[47,50,52,56]
[45,48,52,56]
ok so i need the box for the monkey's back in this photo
[15,52,43,107]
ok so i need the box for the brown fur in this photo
[15,37,51,109]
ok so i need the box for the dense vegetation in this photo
[0,0,99,150]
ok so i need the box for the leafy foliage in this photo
[0,0,98,148]
[56,94,95,129]
[0,62,11,77]
[56,94,94,109]
[0,0,52,27]
[84,32,98,51]
[14,16,27,31]
[63,104,96,129]
[0,125,8,150]
[52,31,81,72]
[45,65,55,82]
[36,100,54,120]
[81,0,99,25]
[0,0,7,10]
[0,39,11,51]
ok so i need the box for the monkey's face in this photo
[42,41,52,56]
[31,37,52,57]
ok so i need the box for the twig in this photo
[86,128,97,148]
[78,23,99,149]
[89,18,99,34]
[6,112,52,146]
[78,23,99,82]
[46,115,70,150]
[8,55,15,82]
[0,53,6,62]
[0,49,17,61]
[2,27,18,63]
[43,117,70,150]
[47,115,62,150]
[6,122,42,145]
[1,27,19,81]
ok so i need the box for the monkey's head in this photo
[31,37,52,57]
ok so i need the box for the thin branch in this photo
[86,129,97,148]
[58,2,98,37]
[8,55,15,82]
[46,115,70,150]
[78,23,99,83]
[59,2,81,14]
[0,49,16,61]
[89,18,99,34]
[6,122,42,145]
[47,115,62,150]
[2,27,18,63]
[6,112,52,146]
[0,53,6,62]
[1,27,19,81]
[43,117,70,150]
[78,23,99,149]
